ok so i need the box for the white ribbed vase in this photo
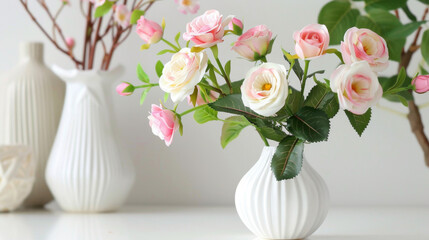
[235,146,329,239]
[46,66,135,213]
[0,42,65,207]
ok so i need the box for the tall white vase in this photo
[0,42,65,207]
[235,146,329,240]
[46,65,135,212]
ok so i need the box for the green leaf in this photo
[421,30,429,66]
[356,16,382,35]
[323,95,340,118]
[258,126,287,142]
[225,60,231,78]
[94,0,114,18]
[137,64,150,83]
[271,136,304,181]
[379,76,414,102]
[286,87,304,115]
[155,61,164,78]
[286,106,330,143]
[140,87,151,105]
[174,32,181,46]
[189,86,198,107]
[194,105,219,124]
[221,116,250,148]
[418,0,429,4]
[304,84,339,118]
[345,108,371,136]
[209,94,264,120]
[220,80,243,94]
[130,10,145,24]
[401,4,417,22]
[386,21,426,39]
[157,49,176,55]
[393,67,407,90]
[282,49,303,80]
[318,0,360,45]
[233,23,243,35]
[364,0,407,11]
[163,92,169,103]
[267,36,276,54]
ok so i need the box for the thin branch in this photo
[18,0,82,68]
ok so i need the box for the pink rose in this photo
[65,37,75,49]
[183,10,232,48]
[114,4,131,28]
[174,0,199,14]
[228,17,243,33]
[231,25,272,61]
[341,27,389,72]
[89,0,106,7]
[412,75,429,94]
[136,16,163,45]
[148,104,180,146]
[116,82,134,96]
[293,23,329,60]
[186,87,219,106]
[330,61,382,115]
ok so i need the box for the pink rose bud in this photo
[148,104,180,146]
[231,25,272,61]
[174,0,200,15]
[412,75,429,94]
[183,10,232,48]
[136,16,163,45]
[228,17,243,34]
[116,82,134,96]
[114,4,131,28]
[65,37,75,50]
[293,23,330,60]
[341,27,389,72]
[186,87,219,106]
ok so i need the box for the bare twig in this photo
[18,0,82,68]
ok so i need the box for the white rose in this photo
[159,48,208,103]
[330,61,382,115]
[241,62,288,116]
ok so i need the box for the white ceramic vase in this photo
[46,65,135,213]
[0,145,35,212]
[0,42,65,207]
[235,146,329,239]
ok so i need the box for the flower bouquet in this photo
[119,8,424,181]
[117,5,429,237]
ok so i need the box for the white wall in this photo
[2,0,429,206]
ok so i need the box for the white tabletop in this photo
[0,205,428,240]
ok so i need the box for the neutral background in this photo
[2,0,429,206]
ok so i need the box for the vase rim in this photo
[51,65,124,83]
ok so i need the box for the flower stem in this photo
[199,82,225,96]
[135,83,159,88]
[180,104,207,117]
[301,60,310,97]
[161,38,180,52]
[256,128,270,146]
[215,57,233,93]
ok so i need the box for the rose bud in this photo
[183,10,232,48]
[232,25,272,61]
[293,23,330,60]
[65,37,75,50]
[228,17,243,35]
[148,104,180,146]
[116,82,135,96]
[412,75,429,94]
[136,16,163,45]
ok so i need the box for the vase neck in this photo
[20,42,44,62]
